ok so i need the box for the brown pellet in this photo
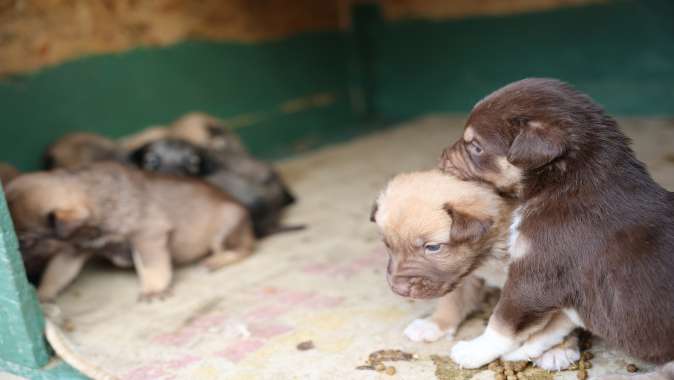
[512,361,528,372]
[584,361,592,369]
[627,364,638,373]
[385,366,396,376]
[507,376,517,380]
[516,373,526,379]
[582,352,594,361]
[488,362,501,372]
[296,340,314,351]
[495,375,506,380]
[579,361,585,370]
[374,363,385,372]
[577,369,588,380]
[505,369,515,376]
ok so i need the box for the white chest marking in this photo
[562,308,586,328]
[508,207,530,259]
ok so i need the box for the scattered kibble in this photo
[582,352,594,361]
[511,361,528,372]
[374,363,386,372]
[507,375,517,380]
[385,366,396,376]
[296,340,314,351]
[583,361,592,369]
[627,364,638,373]
[505,369,515,376]
[495,374,506,380]
[577,369,588,380]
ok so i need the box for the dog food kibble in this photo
[296,340,314,351]
[385,366,396,376]
[505,369,515,376]
[583,361,592,369]
[582,352,594,361]
[511,361,528,372]
[488,362,501,372]
[495,374,506,380]
[507,375,517,380]
[627,364,638,373]
[577,369,588,380]
[374,363,385,372]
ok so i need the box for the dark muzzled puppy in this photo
[7,162,255,301]
[126,116,300,237]
[440,78,674,379]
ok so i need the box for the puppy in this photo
[0,162,20,184]
[6,162,254,301]
[125,113,299,237]
[43,132,122,169]
[372,170,580,370]
[440,78,674,378]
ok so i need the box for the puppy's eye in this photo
[467,141,483,156]
[424,243,443,255]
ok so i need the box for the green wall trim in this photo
[0,183,50,369]
[368,0,674,121]
[0,32,359,170]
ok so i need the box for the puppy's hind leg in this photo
[201,205,255,271]
[502,311,578,366]
[38,250,92,301]
[132,232,173,301]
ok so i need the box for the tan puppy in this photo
[372,170,580,370]
[43,132,122,169]
[6,162,254,301]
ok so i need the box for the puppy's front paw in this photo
[404,319,453,342]
[138,288,172,303]
[451,340,494,369]
[534,345,580,371]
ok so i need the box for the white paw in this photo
[534,345,580,371]
[404,319,452,342]
[502,341,545,362]
[451,340,496,369]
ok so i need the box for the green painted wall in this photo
[0,32,363,171]
[366,0,674,121]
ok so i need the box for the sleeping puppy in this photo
[43,132,122,169]
[372,170,580,370]
[6,162,254,301]
[125,113,299,237]
[440,78,674,378]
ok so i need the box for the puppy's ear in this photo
[507,119,565,170]
[47,208,88,238]
[370,202,378,223]
[445,204,492,245]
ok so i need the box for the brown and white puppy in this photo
[6,162,254,301]
[372,170,581,370]
[440,78,674,378]
[43,132,122,170]
[0,162,20,184]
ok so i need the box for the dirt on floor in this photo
[32,115,674,379]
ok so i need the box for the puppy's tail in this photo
[43,303,120,380]
[265,224,307,236]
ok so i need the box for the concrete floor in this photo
[11,115,674,380]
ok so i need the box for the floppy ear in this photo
[47,208,89,239]
[445,204,493,245]
[369,202,378,223]
[507,120,565,170]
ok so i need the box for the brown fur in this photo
[0,162,20,185]
[6,162,254,301]
[43,132,121,169]
[440,78,674,366]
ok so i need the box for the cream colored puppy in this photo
[372,170,580,370]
